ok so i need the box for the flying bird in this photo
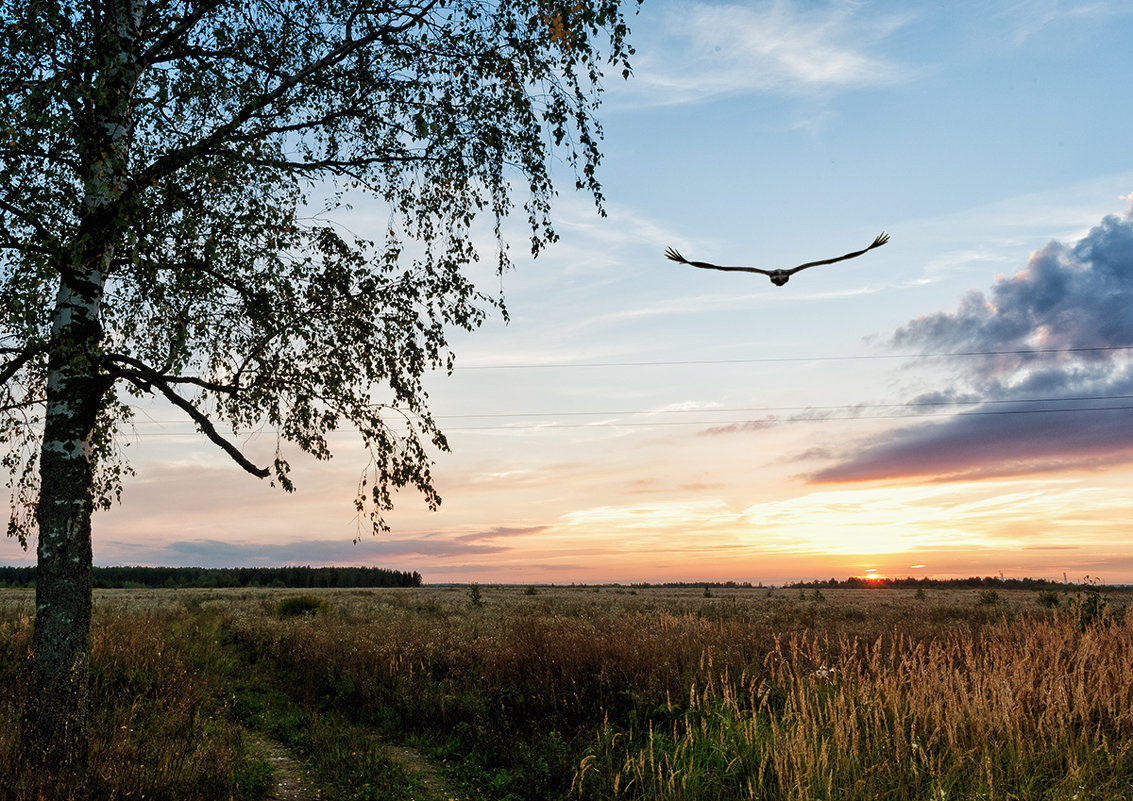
[665,232,889,286]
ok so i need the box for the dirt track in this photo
[252,733,458,801]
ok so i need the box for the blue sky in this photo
[5,0,1133,583]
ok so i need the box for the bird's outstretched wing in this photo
[784,232,889,276]
[664,247,774,276]
[664,233,889,281]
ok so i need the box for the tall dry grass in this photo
[216,585,1133,800]
[0,593,265,801]
[573,615,1133,800]
[2,585,1130,799]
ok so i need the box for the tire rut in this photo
[250,734,322,800]
[250,732,462,801]
[382,742,464,801]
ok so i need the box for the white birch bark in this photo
[23,0,144,777]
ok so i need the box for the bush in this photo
[276,595,328,617]
[1038,589,1060,608]
[1068,583,1109,629]
[977,590,1001,606]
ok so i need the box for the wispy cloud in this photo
[96,536,512,568]
[994,0,1129,46]
[454,525,549,542]
[562,499,740,531]
[621,0,912,106]
[811,206,1133,482]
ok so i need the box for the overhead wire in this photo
[434,393,1133,420]
[108,344,1133,434]
[442,403,1133,431]
[450,344,1133,370]
[122,393,1133,434]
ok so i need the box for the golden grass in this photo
[1,584,1130,799]
[0,592,262,801]
[573,612,1133,800]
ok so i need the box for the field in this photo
[2,583,1132,800]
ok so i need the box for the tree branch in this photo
[141,0,230,64]
[132,0,440,189]
[120,369,269,479]
[0,397,45,413]
[0,347,38,386]
[0,196,61,253]
[144,256,262,304]
[104,352,241,396]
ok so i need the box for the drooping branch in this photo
[141,256,262,305]
[0,347,44,412]
[116,360,268,479]
[104,351,241,396]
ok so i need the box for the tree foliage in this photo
[0,0,638,540]
[1,0,639,777]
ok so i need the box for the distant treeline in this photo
[789,576,1083,590]
[0,565,422,589]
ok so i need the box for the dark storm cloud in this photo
[811,391,1133,482]
[894,213,1133,386]
[810,211,1133,483]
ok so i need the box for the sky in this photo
[6,0,1133,584]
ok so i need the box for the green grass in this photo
[572,621,1133,800]
[0,597,266,800]
[0,591,415,800]
[1,585,1131,800]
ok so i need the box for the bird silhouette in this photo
[665,232,889,286]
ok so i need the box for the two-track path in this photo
[253,733,457,801]
[251,735,321,800]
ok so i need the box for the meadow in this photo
[1,583,1131,800]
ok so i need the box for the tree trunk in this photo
[22,213,116,777]
[21,223,116,786]
[20,0,141,779]
[22,304,106,775]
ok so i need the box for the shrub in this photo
[1038,589,1060,608]
[276,595,328,617]
[1068,583,1109,629]
[977,590,1001,606]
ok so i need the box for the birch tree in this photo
[0,0,637,776]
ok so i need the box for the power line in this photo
[442,404,1133,431]
[121,396,1133,435]
[124,393,1133,426]
[452,345,1133,370]
[435,393,1133,420]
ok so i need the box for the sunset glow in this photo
[5,1,1133,585]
